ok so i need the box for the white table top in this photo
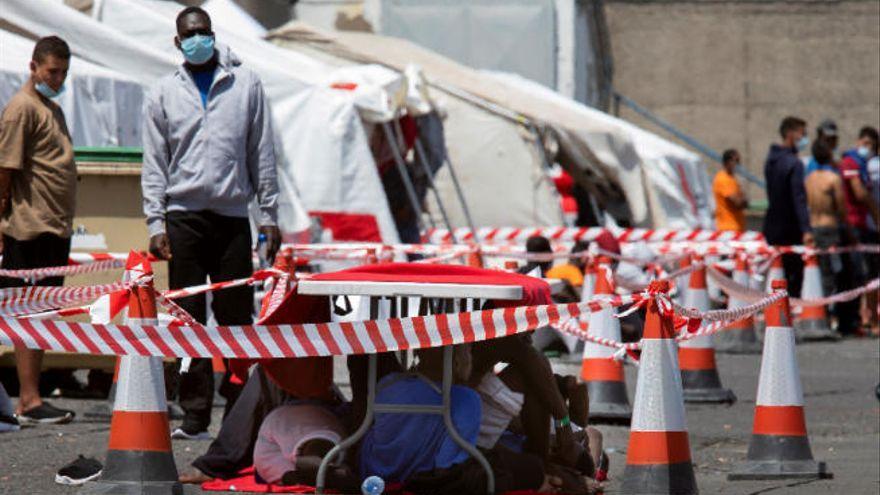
[298,279,523,300]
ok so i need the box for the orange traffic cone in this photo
[795,254,840,341]
[466,248,484,268]
[729,280,832,480]
[579,256,631,423]
[679,255,736,403]
[83,252,182,494]
[715,254,762,354]
[674,255,691,304]
[765,256,785,294]
[620,280,698,494]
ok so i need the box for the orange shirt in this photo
[545,263,584,287]
[713,170,746,231]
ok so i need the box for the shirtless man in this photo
[805,140,860,335]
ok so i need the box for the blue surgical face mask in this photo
[35,81,65,99]
[796,135,810,152]
[857,146,871,158]
[180,34,215,65]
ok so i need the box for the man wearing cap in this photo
[141,6,281,439]
[804,119,840,175]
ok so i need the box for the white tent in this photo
[268,24,641,225]
[270,26,564,229]
[485,71,715,229]
[0,29,144,147]
[1,0,408,243]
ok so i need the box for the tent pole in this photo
[442,155,478,243]
[403,121,454,233]
[381,122,428,233]
[527,123,568,226]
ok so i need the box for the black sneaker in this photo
[55,455,102,485]
[0,413,20,433]
[15,401,75,425]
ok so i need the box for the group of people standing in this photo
[713,116,879,336]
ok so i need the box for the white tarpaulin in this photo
[267,23,641,225]
[0,29,144,147]
[485,71,714,228]
[1,0,405,243]
[270,24,564,229]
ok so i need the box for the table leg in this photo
[441,331,495,493]
[316,298,381,494]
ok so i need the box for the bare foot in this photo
[179,470,211,484]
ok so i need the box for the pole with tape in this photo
[729,279,831,480]
[83,251,182,495]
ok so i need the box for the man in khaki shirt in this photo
[0,36,78,425]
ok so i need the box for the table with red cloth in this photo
[291,263,550,494]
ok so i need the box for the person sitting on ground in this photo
[361,345,603,494]
[546,240,591,295]
[518,235,554,277]
[253,403,351,487]
[804,140,861,335]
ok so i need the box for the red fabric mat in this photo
[201,468,551,494]
[310,263,551,306]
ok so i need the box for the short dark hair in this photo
[811,140,832,165]
[779,116,806,139]
[859,126,879,151]
[721,149,739,164]
[32,36,70,64]
[176,6,211,33]
[525,235,552,253]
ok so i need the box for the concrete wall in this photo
[606,0,880,201]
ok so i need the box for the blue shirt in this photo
[191,67,215,108]
[762,144,812,245]
[359,374,481,483]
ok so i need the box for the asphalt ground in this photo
[0,338,877,495]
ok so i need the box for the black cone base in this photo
[728,460,831,480]
[587,381,632,424]
[795,319,841,342]
[620,462,699,494]
[681,370,737,404]
[81,450,181,495]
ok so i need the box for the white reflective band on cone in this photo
[631,339,687,432]
[113,356,168,413]
[756,327,804,407]
[801,266,824,299]
[582,306,620,359]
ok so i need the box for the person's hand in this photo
[149,233,172,260]
[259,225,281,264]
[539,475,563,493]
[802,232,815,248]
[554,425,581,468]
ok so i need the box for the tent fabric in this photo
[485,71,715,229]
[96,0,401,241]
[270,29,564,229]
[1,0,406,243]
[268,23,641,224]
[0,29,143,147]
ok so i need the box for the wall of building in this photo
[605,0,880,201]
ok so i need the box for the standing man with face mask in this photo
[762,116,814,297]
[141,6,281,439]
[0,36,77,426]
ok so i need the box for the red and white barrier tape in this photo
[0,282,128,317]
[0,258,124,282]
[422,227,766,245]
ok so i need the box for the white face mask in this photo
[857,146,871,158]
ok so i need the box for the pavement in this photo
[0,338,877,495]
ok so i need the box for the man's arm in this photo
[0,169,11,217]
[847,176,880,227]
[790,160,814,245]
[140,87,172,259]
[247,77,280,261]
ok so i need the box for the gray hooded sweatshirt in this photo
[141,44,278,237]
